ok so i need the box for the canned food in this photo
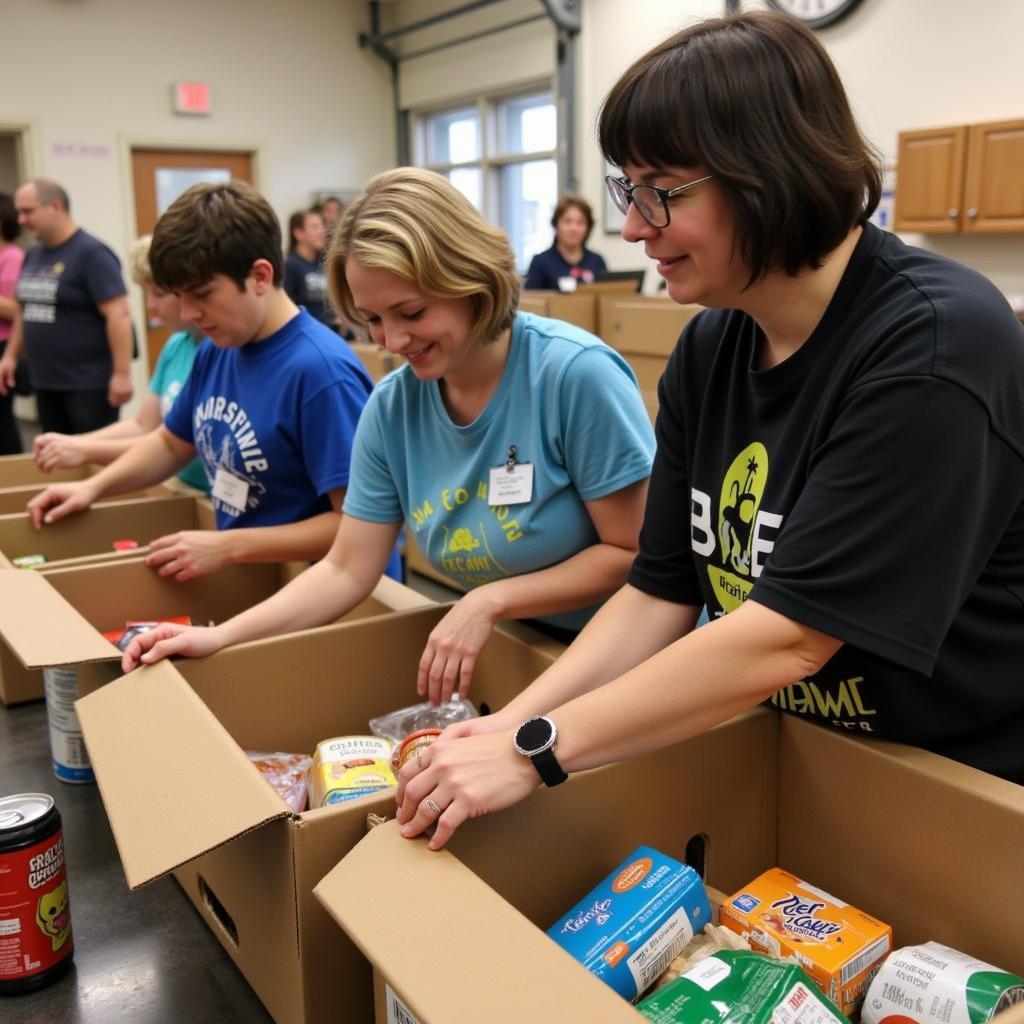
[42,667,94,784]
[0,793,75,993]
[391,729,443,774]
[863,943,1024,1024]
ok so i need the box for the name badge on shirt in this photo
[212,466,250,512]
[488,444,533,506]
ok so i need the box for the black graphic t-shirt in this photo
[15,229,127,390]
[629,223,1024,783]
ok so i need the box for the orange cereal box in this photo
[719,867,892,1016]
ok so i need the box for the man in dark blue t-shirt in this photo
[0,178,134,433]
[29,180,401,583]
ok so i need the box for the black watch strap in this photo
[530,746,568,787]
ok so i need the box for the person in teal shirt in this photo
[33,235,209,493]
[119,169,655,706]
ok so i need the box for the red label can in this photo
[0,793,75,994]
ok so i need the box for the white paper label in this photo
[683,956,732,992]
[626,907,696,997]
[212,466,250,511]
[488,463,533,506]
[772,982,836,1024]
[43,666,90,770]
[386,984,423,1024]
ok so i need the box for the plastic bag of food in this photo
[654,924,752,991]
[638,950,847,1024]
[102,616,193,652]
[246,751,313,813]
[368,697,478,743]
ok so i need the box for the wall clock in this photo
[763,0,864,30]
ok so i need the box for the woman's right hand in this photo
[120,623,226,673]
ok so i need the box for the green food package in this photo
[637,950,847,1024]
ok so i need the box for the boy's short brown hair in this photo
[599,11,882,284]
[150,180,283,292]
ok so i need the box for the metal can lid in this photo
[0,793,55,833]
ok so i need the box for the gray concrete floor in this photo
[0,570,456,1023]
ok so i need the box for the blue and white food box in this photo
[546,845,712,1001]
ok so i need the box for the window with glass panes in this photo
[412,89,558,273]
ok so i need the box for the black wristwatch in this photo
[513,716,568,787]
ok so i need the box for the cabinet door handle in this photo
[948,208,959,218]
[967,208,978,219]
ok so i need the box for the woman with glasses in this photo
[393,10,1024,850]
[121,167,655,702]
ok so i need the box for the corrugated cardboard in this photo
[518,291,599,333]
[0,480,174,515]
[0,545,423,705]
[350,341,399,383]
[315,711,1024,1024]
[75,605,560,1024]
[0,452,85,487]
[596,297,703,421]
[0,493,214,570]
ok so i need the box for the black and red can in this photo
[0,793,75,994]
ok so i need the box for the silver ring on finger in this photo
[425,797,442,816]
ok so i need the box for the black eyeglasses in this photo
[605,174,714,229]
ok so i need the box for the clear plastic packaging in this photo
[246,751,313,813]
[368,697,479,744]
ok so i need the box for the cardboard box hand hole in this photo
[198,874,239,947]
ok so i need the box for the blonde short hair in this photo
[327,168,520,343]
[127,235,153,286]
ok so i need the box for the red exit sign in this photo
[172,81,212,116]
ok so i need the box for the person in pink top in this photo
[0,193,25,454]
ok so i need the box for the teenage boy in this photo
[29,180,401,583]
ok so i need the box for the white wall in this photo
[388,0,555,110]
[0,0,394,393]
[578,0,1024,297]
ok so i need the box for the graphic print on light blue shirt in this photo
[343,311,655,630]
[164,308,374,531]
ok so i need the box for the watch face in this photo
[515,716,555,756]
[764,0,863,30]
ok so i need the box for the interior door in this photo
[131,148,254,373]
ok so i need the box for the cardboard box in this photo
[314,712,1024,1024]
[0,452,86,487]
[0,480,176,515]
[350,341,399,383]
[0,494,215,570]
[597,296,702,354]
[74,605,560,1024]
[0,543,425,704]
[518,291,599,333]
[596,297,703,422]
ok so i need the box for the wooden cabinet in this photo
[963,119,1024,233]
[894,118,1024,234]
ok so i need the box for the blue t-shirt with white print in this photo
[164,308,401,579]
[343,311,655,630]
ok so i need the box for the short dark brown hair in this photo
[0,193,18,242]
[551,195,595,242]
[150,180,283,292]
[598,11,882,284]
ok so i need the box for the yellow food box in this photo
[719,867,892,1015]
[308,735,397,808]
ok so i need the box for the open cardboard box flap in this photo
[0,567,117,666]
[314,820,641,1024]
[76,660,290,889]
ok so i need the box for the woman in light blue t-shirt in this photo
[33,235,209,493]
[122,169,655,702]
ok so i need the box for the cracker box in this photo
[719,867,892,1015]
